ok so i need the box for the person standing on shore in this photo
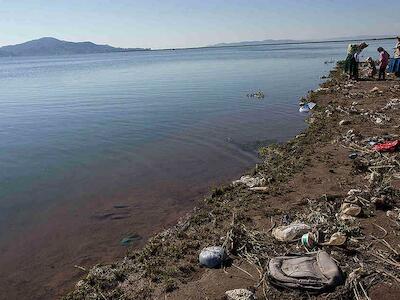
[395,36,400,58]
[345,42,368,80]
[377,47,390,80]
[394,37,400,77]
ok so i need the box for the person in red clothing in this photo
[377,47,390,80]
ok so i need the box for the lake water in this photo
[0,40,394,299]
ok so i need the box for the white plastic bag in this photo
[272,223,311,242]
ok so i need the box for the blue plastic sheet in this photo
[388,58,400,73]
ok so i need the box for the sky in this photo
[0,0,399,49]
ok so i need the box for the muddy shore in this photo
[65,66,400,300]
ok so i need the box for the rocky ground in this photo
[65,66,400,300]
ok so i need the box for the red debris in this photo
[373,140,400,153]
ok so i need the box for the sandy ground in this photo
[65,67,400,300]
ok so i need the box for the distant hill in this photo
[0,37,150,57]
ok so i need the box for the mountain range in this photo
[0,37,150,57]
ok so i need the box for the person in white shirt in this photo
[395,36,400,58]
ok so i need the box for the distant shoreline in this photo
[1,36,395,57]
[161,36,397,51]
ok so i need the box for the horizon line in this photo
[158,36,397,51]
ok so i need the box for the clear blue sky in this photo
[0,0,399,49]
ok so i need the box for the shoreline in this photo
[66,66,400,299]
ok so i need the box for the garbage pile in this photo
[200,171,399,297]
[330,90,400,127]
[197,83,400,298]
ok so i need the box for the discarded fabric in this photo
[199,246,227,268]
[225,289,256,300]
[372,140,400,153]
[272,223,310,242]
[268,251,343,292]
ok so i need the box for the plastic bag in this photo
[199,246,226,268]
[272,223,311,242]
[373,140,399,152]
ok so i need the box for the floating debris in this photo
[246,90,265,99]
[299,102,316,113]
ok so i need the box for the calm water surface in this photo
[0,40,394,299]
